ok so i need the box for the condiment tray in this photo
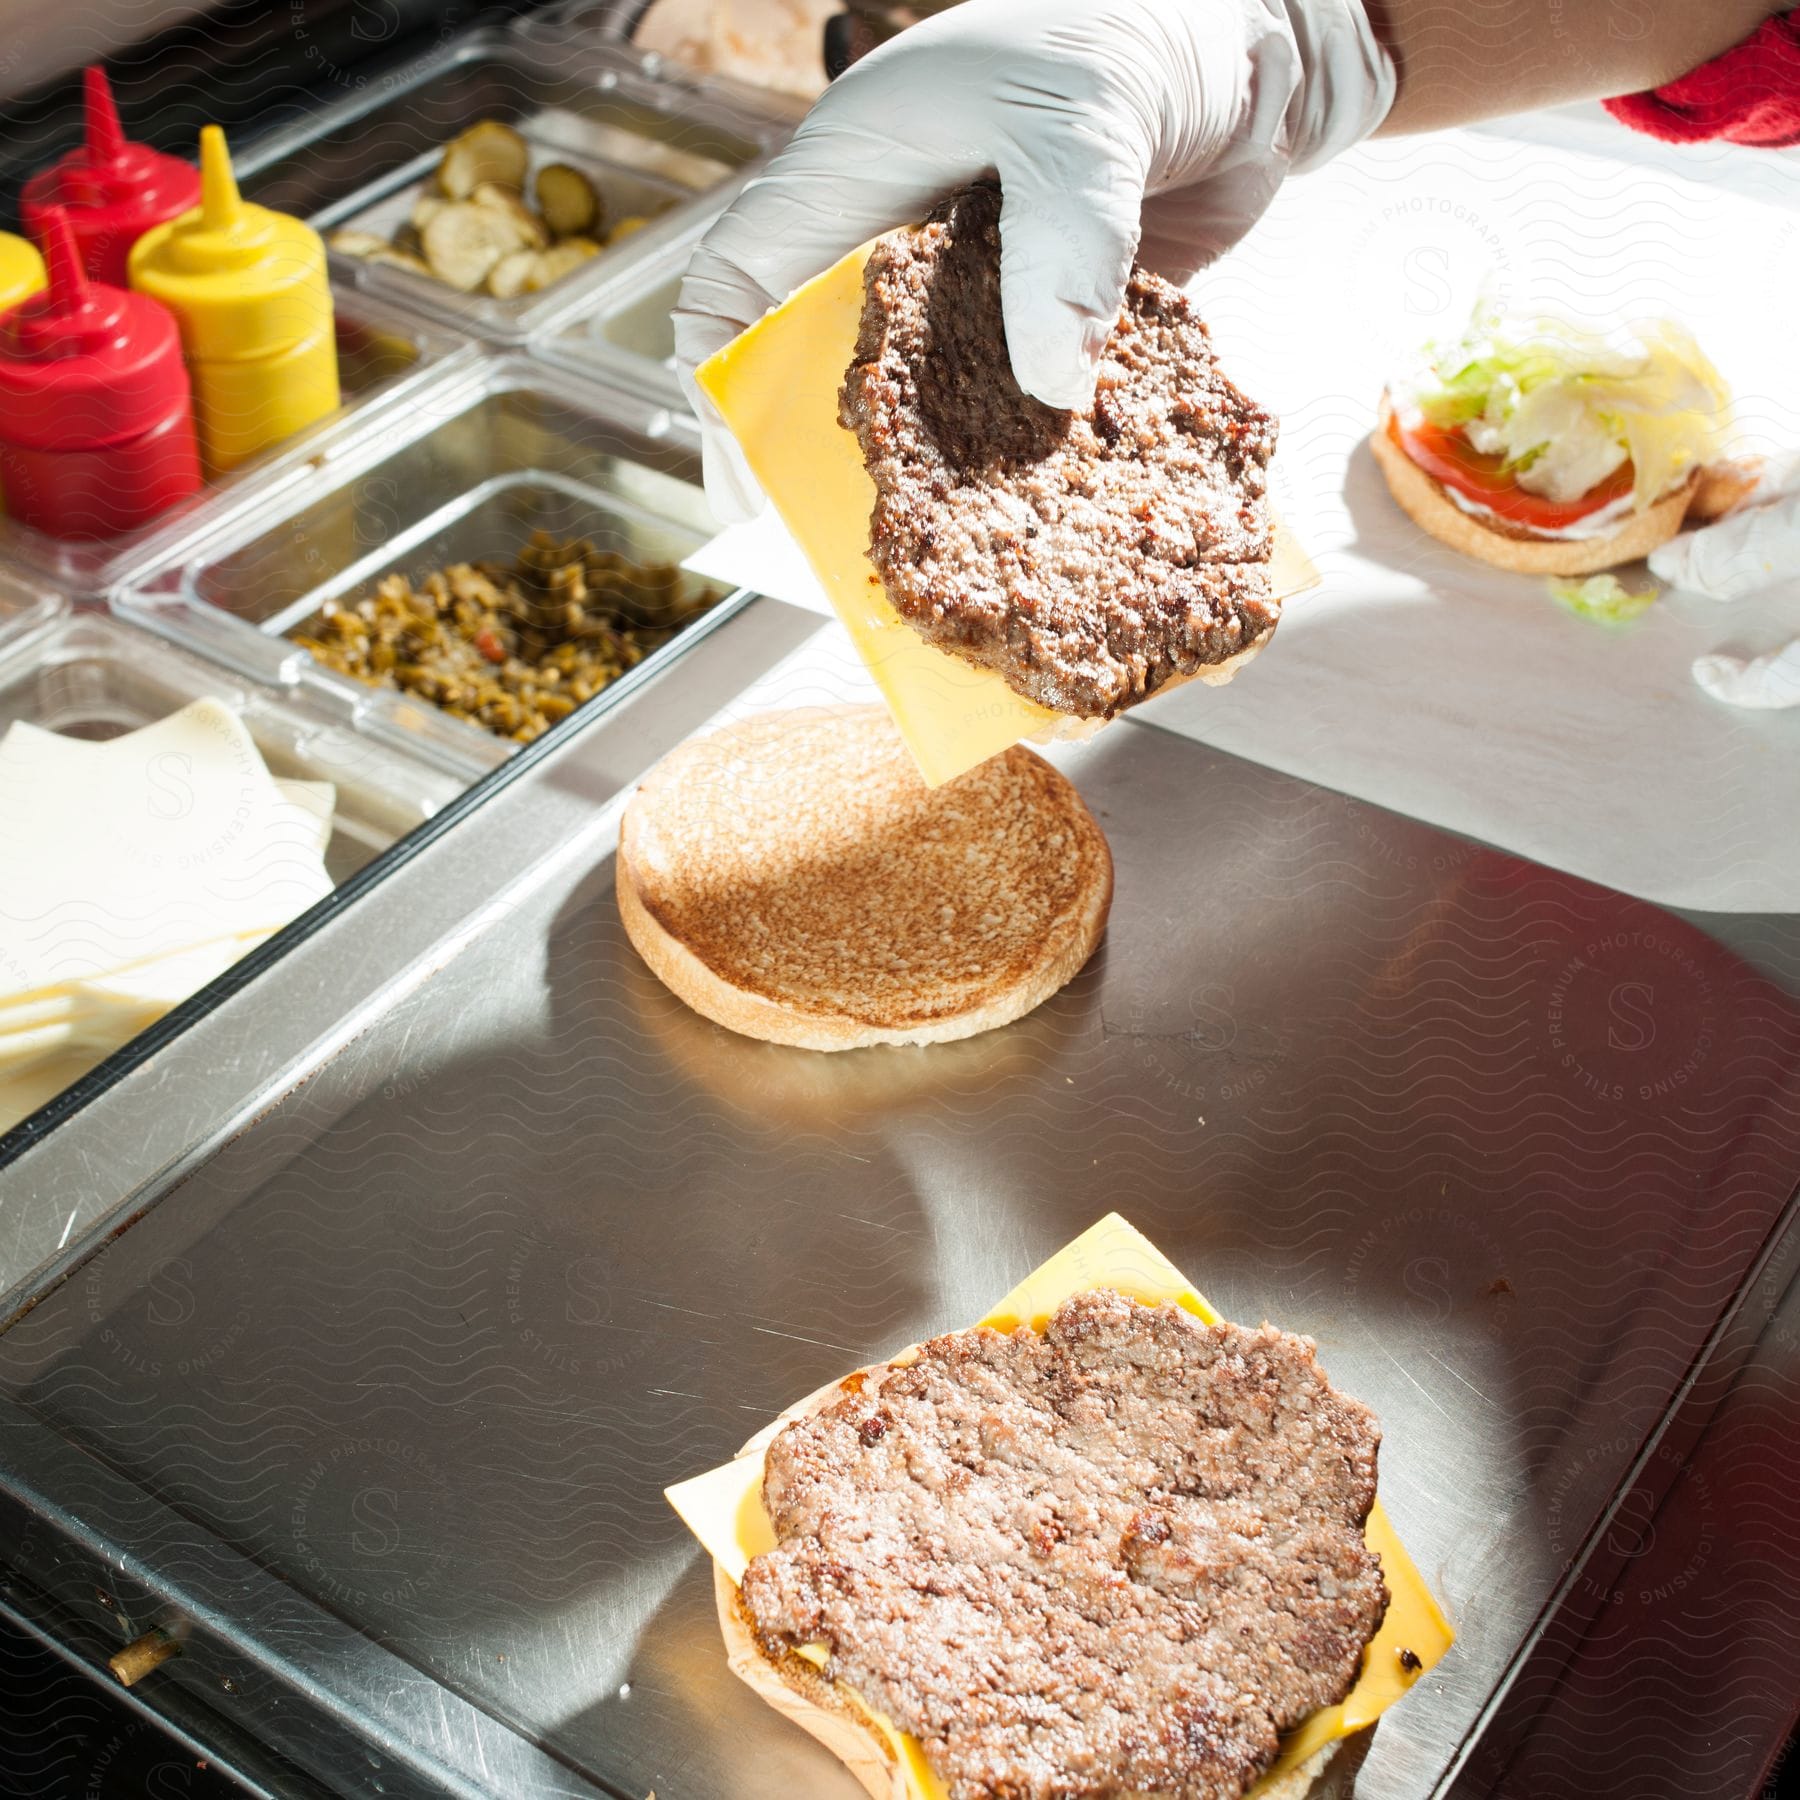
[238,27,783,344]
[0,288,469,600]
[536,208,701,414]
[0,610,460,885]
[511,0,815,129]
[115,354,748,783]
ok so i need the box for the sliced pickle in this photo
[437,119,529,199]
[421,202,522,291]
[536,162,602,239]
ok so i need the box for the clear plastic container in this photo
[535,208,699,411]
[512,0,819,125]
[0,610,458,884]
[0,606,462,1140]
[0,288,470,598]
[116,353,746,781]
[0,566,63,659]
[236,27,783,343]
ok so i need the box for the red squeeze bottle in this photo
[0,207,202,541]
[20,67,201,287]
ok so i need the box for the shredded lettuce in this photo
[1396,299,1729,511]
[1547,573,1659,626]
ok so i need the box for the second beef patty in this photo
[741,1287,1389,1800]
[840,184,1280,721]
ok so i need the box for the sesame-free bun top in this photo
[616,707,1112,1051]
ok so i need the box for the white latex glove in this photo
[1650,488,1800,602]
[675,0,1396,517]
[1692,639,1800,710]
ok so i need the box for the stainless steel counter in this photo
[1,612,1795,1800]
[1469,1248,1800,1799]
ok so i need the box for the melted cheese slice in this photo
[696,247,1317,790]
[667,1213,1455,1798]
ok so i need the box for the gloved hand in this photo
[1692,637,1800,709]
[675,0,1396,517]
[1650,485,1800,602]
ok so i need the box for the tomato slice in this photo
[1390,414,1634,531]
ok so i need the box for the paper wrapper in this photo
[1136,124,1800,912]
[694,242,1317,790]
[666,1214,1455,1800]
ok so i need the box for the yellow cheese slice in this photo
[696,244,1056,788]
[695,247,1317,791]
[667,1213,1454,1799]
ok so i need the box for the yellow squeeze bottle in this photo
[128,126,338,474]
[0,233,46,314]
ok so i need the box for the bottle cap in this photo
[19,68,201,288]
[127,126,332,361]
[0,232,46,314]
[0,206,193,451]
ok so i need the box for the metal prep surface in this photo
[0,626,1796,1798]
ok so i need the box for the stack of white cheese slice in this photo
[0,698,336,1133]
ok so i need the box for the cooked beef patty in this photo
[740,1288,1387,1800]
[839,185,1279,721]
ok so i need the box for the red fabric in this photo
[1604,13,1800,147]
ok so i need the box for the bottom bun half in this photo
[618,856,1108,1053]
[615,709,1114,1054]
[1369,406,1697,577]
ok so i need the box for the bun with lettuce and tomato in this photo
[1370,304,1731,576]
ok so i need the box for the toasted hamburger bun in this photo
[1688,455,1763,524]
[616,706,1111,1051]
[1370,399,1699,576]
[708,1362,1350,1800]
